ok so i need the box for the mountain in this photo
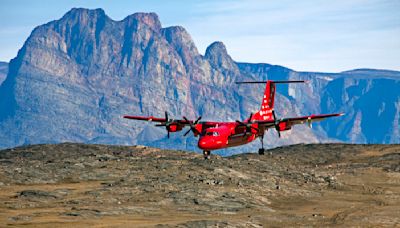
[1,143,400,226]
[0,62,8,85]
[0,8,398,153]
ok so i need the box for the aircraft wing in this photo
[123,112,224,138]
[124,115,169,122]
[256,113,344,129]
[123,115,192,125]
[281,113,344,124]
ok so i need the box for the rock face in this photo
[320,76,400,143]
[238,64,400,145]
[0,62,7,85]
[0,8,399,153]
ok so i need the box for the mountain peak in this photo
[205,41,228,58]
[162,26,200,59]
[123,12,162,31]
[63,8,107,20]
[205,41,237,71]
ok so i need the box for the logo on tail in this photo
[235,80,307,121]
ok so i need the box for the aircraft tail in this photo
[236,80,307,121]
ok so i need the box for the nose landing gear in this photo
[203,151,211,160]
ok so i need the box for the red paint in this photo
[124,80,344,154]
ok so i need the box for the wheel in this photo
[258,148,265,155]
[203,151,211,160]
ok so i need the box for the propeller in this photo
[236,113,259,137]
[155,111,174,138]
[272,110,281,138]
[183,116,202,137]
[307,117,312,128]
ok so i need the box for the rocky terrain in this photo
[0,143,399,227]
[0,8,399,154]
[0,61,7,85]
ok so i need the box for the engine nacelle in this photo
[194,124,203,136]
[278,122,292,131]
[168,124,183,132]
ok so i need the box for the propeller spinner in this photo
[236,113,259,137]
[272,110,282,138]
[183,116,202,137]
[155,111,174,138]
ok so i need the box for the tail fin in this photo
[236,80,307,121]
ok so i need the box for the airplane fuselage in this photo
[123,80,343,159]
[197,122,259,151]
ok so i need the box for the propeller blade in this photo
[183,116,201,136]
[272,110,282,138]
[272,110,276,120]
[164,111,171,139]
[192,116,202,134]
[248,113,253,122]
[236,112,258,138]
[251,126,259,133]
[192,128,200,135]
[194,116,202,124]
[183,129,191,136]
[307,117,312,128]
[236,120,246,126]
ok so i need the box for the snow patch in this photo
[316,76,333,81]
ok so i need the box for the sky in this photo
[0,0,399,72]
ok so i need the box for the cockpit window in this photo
[205,131,219,136]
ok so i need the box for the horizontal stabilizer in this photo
[235,80,307,84]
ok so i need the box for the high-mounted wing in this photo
[280,113,344,125]
[123,111,194,138]
[255,112,344,137]
[123,111,191,124]
[123,111,219,138]
[123,115,169,122]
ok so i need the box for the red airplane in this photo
[124,80,343,159]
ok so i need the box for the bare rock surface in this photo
[0,61,7,85]
[0,143,399,227]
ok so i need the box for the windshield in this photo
[205,131,219,136]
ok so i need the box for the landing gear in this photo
[258,135,265,155]
[203,151,211,160]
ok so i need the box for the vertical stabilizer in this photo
[235,80,307,121]
[255,81,275,121]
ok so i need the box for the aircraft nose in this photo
[198,136,226,150]
[198,137,215,150]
